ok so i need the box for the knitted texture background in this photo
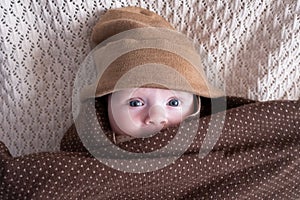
[1,0,299,156]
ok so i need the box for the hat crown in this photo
[91,7,174,46]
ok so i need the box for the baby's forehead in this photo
[112,88,193,98]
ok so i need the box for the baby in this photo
[66,6,223,147]
[87,6,222,141]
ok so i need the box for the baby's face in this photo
[107,88,196,138]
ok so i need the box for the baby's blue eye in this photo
[168,99,179,107]
[129,100,144,107]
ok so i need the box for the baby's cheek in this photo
[166,109,184,124]
[128,109,146,125]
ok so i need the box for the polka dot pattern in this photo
[0,97,299,199]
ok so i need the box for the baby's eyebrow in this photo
[126,97,145,103]
[128,96,142,100]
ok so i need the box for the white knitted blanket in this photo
[1,0,299,156]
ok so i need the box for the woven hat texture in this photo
[91,6,174,46]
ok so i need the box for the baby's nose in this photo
[145,105,168,126]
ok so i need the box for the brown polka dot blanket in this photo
[0,97,299,199]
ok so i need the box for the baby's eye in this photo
[168,98,180,107]
[129,100,144,107]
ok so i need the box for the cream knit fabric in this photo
[1,0,299,156]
